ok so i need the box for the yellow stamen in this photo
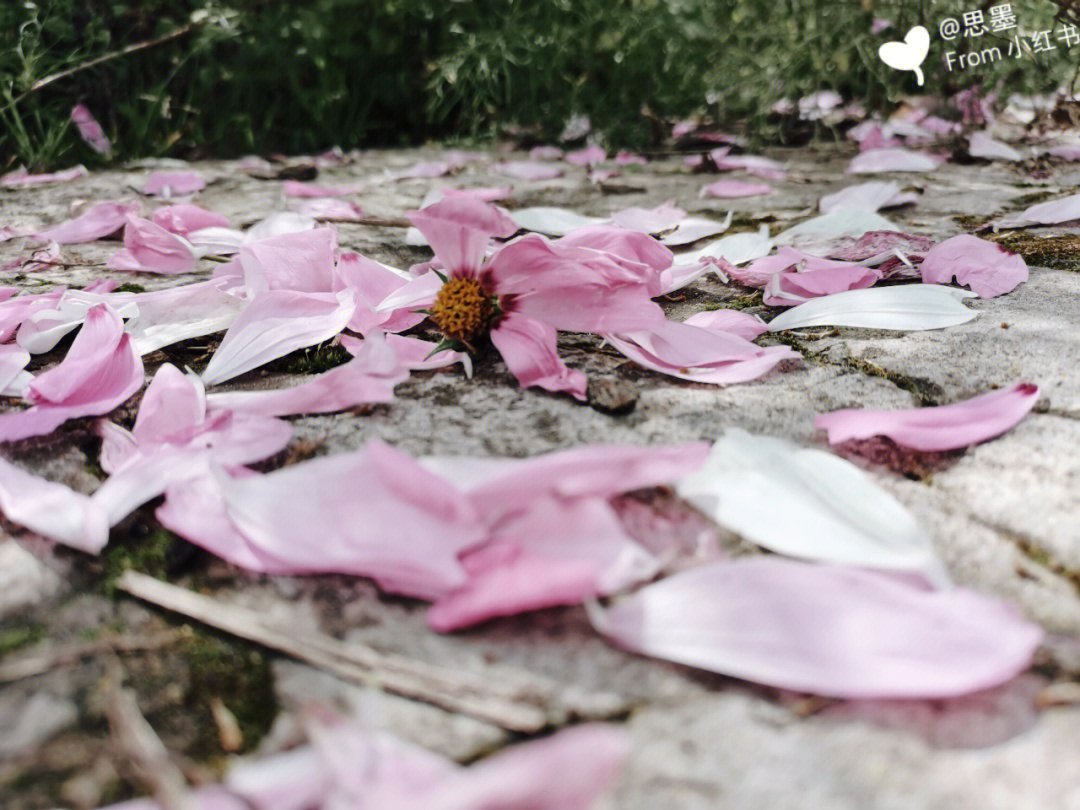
[430,276,493,343]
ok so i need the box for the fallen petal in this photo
[919,234,1028,298]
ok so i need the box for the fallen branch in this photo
[0,628,189,682]
[104,663,195,810]
[117,571,553,733]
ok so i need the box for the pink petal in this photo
[143,170,205,196]
[919,234,1028,298]
[710,151,786,180]
[333,253,420,334]
[0,289,66,342]
[132,363,206,445]
[0,226,32,242]
[120,278,247,354]
[763,265,881,306]
[0,305,143,442]
[0,165,87,186]
[815,382,1039,451]
[201,289,358,385]
[556,225,673,278]
[492,161,563,181]
[441,185,513,203]
[0,456,109,553]
[728,246,859,289]
[608,202,686,233]
[295,198,365,222]
[613,150,647,166]
[565,144,607,165]
[407,196,519,276]
[489,312,587,399]
[702,179,772,198]
[70,104,112,155]
[239,227,338,294]
[202,441,483,598]
[847,148,944,174]
[682,309,768,340]
[282,180,364,198]
[606,319,798,385]
[33,201,137,243]
[427,539,600,631]
[0,343,30,394]
[486,234,665,333]
[152,204,230,235]
[381,333,469,371]
[589,557,1043,698]
[437,441,710,527]
[992,193,1080,229]
[205,331,409,416]
[529,145,564,160]
[108,217,197,274]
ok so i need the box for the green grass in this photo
[1,1,1072,170]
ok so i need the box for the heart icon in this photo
[878,25,930,86]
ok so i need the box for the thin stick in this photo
[117,571,552,733]
[0,628,189,683]
[357,216,413,228]
[11,23,201,108]
[105,667,195,810]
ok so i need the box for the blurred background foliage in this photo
[0,0,1074,169]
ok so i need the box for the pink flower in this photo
[815,382,1039,451]
[403,197,666,398]
[0,305,143,442]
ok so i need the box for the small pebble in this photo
[587,377,638,415]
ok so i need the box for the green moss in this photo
[1009,190,1057,208]
[0,623,45,657]
[705,290,763,311]
[111,282,147,294]
[101,528,180,594]
[270,341,352,375]
[180,629,278,755]
[992,232,1080,271]
[953,214,990,231]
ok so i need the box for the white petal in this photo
[767,284,976,332]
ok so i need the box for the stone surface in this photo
[2,141,1080,808]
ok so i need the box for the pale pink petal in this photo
[489,312,587,399]
[282,180,364,197]
[91,449,218,526]
[529,145,564,160]
[492,161,563,181]
[0,456,109,553]
[70,104,112,155]
[825,230,935,265]
[209,441,484,598]
[132,363,205,444]
[614,150,647,166]
[108,216,197,274]
[0,226,32,242]
[608,202,686,233]
[847,148,944,174]
[702,179,772,198]
[439,441,711,526]
[0,305,143,442]
[968,132,1024,162]
[295,198,365,222]
[32,201,137,243]
[333,253,422,334]
[727,246,861,289]
[605,319,798,385]
[589,557,1043,698]
[0,343,31,393]
[992,192,1080,229]
[205,332,408,417]
[143,170,205,196]
[819,181,917,214]
[407,196,519,276]
[441,185,513,203]
[14,289,140,354]
[919,234,1028,298]
[121,279,247,355]
[710,151,786,180]
[427,540,600,631]
[815,382,1039,451]
[380,333,469,371]
[428,496,659,631]
[763,265,881,306]
[0,289,66,342]
[95,420,139,474]
[152,204,230,235]
[372,270,443,319]
[0,165,87,186]
[565,144,606,165]
[239,227,338,294]
[556,225,673,278]
[682,309,768,340]
[201,289,358,385]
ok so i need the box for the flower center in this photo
[430,277,494,343]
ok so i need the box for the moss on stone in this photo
[992,232,1080,270]
[271,341,352,374]
[0,623,45,657]
[101,528,180,593]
